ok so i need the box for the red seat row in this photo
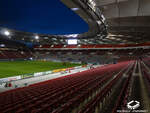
[112,72,132,113]
[0,51,32,59]
[78,64,134,113]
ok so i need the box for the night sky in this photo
[0,0,89,35]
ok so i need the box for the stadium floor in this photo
[0,61,81,78]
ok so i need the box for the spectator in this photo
[8,82,12,87]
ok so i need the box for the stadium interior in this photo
[0,0,150,113]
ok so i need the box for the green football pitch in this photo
[0,61,81,78]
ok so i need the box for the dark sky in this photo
[0,0,89,35]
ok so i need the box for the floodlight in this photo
[71,8,79,11]
[0,44,5,47]
[4,30,10,36]
[65,34,78,38]
[35,35,39,39]
[97,21,101,25]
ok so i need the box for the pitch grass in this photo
[0,61,81,78]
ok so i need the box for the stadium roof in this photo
[96,0,150,44]
[0,0,150,45]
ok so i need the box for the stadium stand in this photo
[0,50,32,60]
[0,61,133,113]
